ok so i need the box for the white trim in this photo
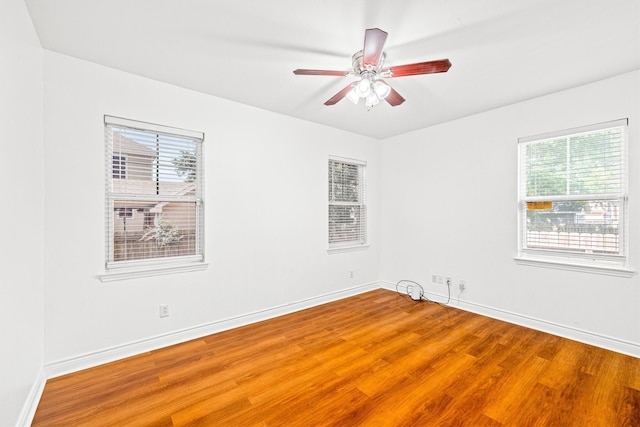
[518,118,628,144]
[106,254,204,271]
[44,281,381,378]
[104,115,203,140]
[518,244,628,265]
[327,244,370,254]
[380,281,640,358]
[521,194,624,202]
[328,154,367,166]
[16,367,47,427]
[514,255,634,277]
[98,261,209,282]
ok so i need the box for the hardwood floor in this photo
[33,289,639,426]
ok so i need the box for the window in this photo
[112,155,126,179]
[104,116,205,276]
[116,207,135,219]
[517,119,628,271]
[328,157,367,251]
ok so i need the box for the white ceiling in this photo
[24,0,639,139]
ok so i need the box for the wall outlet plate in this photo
[159,304,169,318]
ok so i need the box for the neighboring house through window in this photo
[517,119,629,273]
[328,156,367,251]
[104,116,205,277]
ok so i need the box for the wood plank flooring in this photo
[33,289,640,426]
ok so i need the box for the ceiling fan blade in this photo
[384,87,405,106]
[324,83,355,106]
[384,59,452,77]
[362,28,388,67]
[293,69,350,76]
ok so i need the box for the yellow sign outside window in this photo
[527,201,552,210]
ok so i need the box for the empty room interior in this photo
[2,0,639,425]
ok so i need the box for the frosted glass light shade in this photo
[346,87,359,104]
[373,80,391,99]
[365,92,380,107]
[356,78,371,97]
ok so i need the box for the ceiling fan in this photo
[293,28,452,108]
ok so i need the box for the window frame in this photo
[328,156,368,253]
[515,119,632,276]
[100,116,207,281]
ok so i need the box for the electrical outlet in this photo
[437,275,443,284]
[349,270,354,279]
[459,280,466,291]
[446,277,452,287]
[159,304,169,318]
[432,275,437,283]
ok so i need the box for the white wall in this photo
[380,71,640,355]
[42,51,381,366]
[0,0,45,425]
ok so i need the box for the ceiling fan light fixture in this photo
[294,28,449,108]
[356,77,371,97]
[373,80,391,99]
[365,92,380,108]
[346,87,360,104]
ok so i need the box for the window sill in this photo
[99,262,208,282]
[514,255,634,277]
[327,244,369,254]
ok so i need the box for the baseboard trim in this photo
[381,281,640,358]
[16,367,47,427]
[45,281,380,379]
[42,279,638,384]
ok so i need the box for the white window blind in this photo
[105,116,204,270]
[518,119,627,265]
[328,157,367,249]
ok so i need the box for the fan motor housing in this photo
[352,50,385,75]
